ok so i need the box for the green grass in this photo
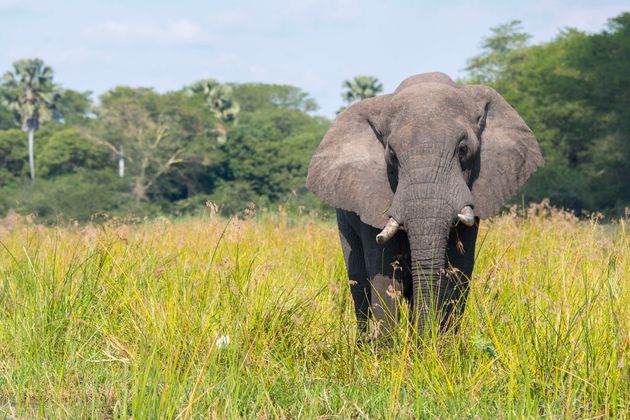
[0,205,628,418]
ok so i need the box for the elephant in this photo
[306,72,543,341]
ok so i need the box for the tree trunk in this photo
[133,179,147,202]
[118,145,125,178]
[28,129,35,180]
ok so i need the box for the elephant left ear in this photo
[307,94,393,229]
[463,85,544,219]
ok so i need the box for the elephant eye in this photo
[458,143,469,161]
[385,144,398,165]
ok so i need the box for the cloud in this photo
[89,18,213,46]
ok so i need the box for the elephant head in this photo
[307,72,543,334]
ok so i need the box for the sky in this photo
[0,0,627,117]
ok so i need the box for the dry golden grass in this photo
[0,205,628,417]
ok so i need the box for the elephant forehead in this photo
[385,83,469,125]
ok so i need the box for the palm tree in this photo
[341,75,383,105]
[187,79,239,144]
[1,58,60,179]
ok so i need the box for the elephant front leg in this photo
[336,210,371,341]
[362,221,410,342]
[369,271,404,340]
[441,222,479,332]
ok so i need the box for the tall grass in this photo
[0,205,628,417]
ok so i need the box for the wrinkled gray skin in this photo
[307,72,543,339]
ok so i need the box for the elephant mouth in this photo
[376,205,475,244]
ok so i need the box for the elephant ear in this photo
[463,85,544,219]
[307,95,393,229]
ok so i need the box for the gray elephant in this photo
[306,72,543,340]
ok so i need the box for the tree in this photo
[568,13,630,211]
[465,20,531,84]
[37,127,110,178]
[463,14,630,215]
[231,83,318,113]
[199,82,328,214]
[1,58,60,179]
[0,105,15,130]
[54,89,92,125]
[341,75,383,104]
[87,87,223,202]
[222,105,328,208]
[0,129,28,186]
[186,79,240,144]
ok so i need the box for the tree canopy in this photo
[464,13,630,214]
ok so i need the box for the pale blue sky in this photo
[1,0,627,117]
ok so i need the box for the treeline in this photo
[0,12,628,223]
[465,14,630,215]
[0,76,330,222]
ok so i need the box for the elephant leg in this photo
[360,223,409,339]
[441,222,479,332]
[336,210,370,337]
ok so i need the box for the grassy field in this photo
[0,205,628,418]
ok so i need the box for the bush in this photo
[210,180,266,216]
[4,169,126,223]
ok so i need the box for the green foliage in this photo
[54,89,92,125]
[0,79,328,220]
[90,86,223,201]
[4,170,125,223]
[0,58,60,132]
[182,82,329,215]
[36,127,110,177]
[232,83,319,113]
[0,104,15,130]
[0,129,28,184]
[465,20,531,84]
[210,180,263,215]
[465,13,630,215]
[186,79,240,144]
[341,75,383,104]
[187,79,239,123]
[221,103,328,210]
[0,58,62,180]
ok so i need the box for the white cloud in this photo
[89,18,213,46]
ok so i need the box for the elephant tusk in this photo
[457,206,475,227]
[376,218,400,244]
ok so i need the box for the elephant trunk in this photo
[402,183,459,337]
[407,215,449,337]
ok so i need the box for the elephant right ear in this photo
[307,95,393,229]
[463,85,544,219]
